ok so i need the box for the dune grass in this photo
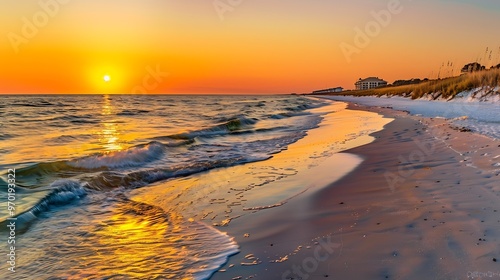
[329,68,500,100]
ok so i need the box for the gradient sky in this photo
[1,0,500,94]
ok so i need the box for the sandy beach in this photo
[4,1,500,279]
[210,102,500,280]
[3,95,497,279]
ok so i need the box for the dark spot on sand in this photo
[270,243,273,246]
[494,258,497,262]
[339,202,344,205]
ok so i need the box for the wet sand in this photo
[129,101,391,278]
[210,103,500,280]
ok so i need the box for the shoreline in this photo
[210,102,500,279]
[128,100,393,278]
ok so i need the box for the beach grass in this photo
[327,68,500,100]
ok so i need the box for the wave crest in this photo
[169,116,258,140]
[68,141,166,169]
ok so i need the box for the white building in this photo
[355,77,388,90]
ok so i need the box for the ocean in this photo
[0,94,348,279]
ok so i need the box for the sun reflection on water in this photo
[99,95,124,152]
[56,200,196,279]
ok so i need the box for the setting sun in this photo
[1,1,500,279]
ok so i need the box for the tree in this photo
[461,62,485,73]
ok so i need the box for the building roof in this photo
[356,77,387,84]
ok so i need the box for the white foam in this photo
[68,141,165,169]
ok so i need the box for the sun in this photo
[103,75,111,83]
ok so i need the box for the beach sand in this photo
[210,103,500,280]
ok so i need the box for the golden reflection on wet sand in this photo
[58,201,196,280]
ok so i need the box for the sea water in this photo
[0,95,334,279]
[0,94,393,279]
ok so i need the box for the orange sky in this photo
[1,0,500,94]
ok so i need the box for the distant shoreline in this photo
[313,68,500,100]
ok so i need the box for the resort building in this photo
[312,87,344,94]
[355,77,388,90]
